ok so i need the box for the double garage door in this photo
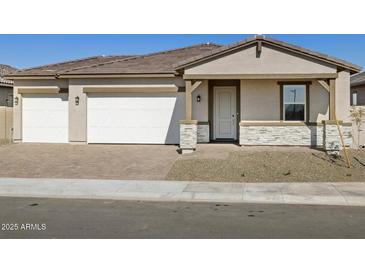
[22,93,184,144]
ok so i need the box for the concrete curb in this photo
[0,178,364,206]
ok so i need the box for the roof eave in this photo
[4,74,56,80]
[6,72,178,80]
[351,81,365,87]
[58,73,177,79]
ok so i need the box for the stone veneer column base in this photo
[323,121,352,155]
[179,120,198,154]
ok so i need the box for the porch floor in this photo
[167,144,365,182]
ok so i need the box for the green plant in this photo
[349,106,365,148]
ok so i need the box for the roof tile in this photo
[62,43,221,75]
[7,55,132,77]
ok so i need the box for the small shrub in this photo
[350,107,365,148]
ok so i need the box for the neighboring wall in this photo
[240,79,329,122]
[351,84,365,106]
[0,106,12,142]
[0,86,13,142]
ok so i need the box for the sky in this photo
[0,34,364,70]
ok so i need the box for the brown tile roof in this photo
[61,43,221,75]
[351,71,365,87]
[7,55,133,77]
[175,35,362,74]
[6,36,361,78]
[0,64,17,86]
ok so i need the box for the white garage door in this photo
[87,93,185,144]
[22,94,69,143]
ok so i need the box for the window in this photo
[351,91,358,106]
[283,85,306,121]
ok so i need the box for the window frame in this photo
[278,81,311,122]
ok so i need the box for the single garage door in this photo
[87,93,185,144]
[22,94,69,143]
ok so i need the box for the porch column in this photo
[179,80,202,154]
[321,78,351,153]
[329,79,336,120]
[185,80,202,120]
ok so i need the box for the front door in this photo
[213,86,237,140]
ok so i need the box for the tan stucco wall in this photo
[309,81,329,122]
[335,71,351,122]
[185,44,337,75]
[12,79,69,141]
[240,80,329,122]
[192,80,208,121]
[11,70,350,144]
[241,80,280,121]
[68,77,185,143]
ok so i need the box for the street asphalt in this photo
[0,197,364,239]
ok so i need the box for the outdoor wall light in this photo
[75,96,80,106]
[14,97,19,106]
[196,95,201,103]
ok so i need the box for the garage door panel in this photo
[89,110,175,128]
[88,127,171,144]
[87,93,185,144]
[22,94,69,143]
[23,110,68,128]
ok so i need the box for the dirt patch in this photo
[166,148,365,182]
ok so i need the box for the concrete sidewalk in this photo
[0,178,364,206]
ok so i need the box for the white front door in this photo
[214,86,237,139]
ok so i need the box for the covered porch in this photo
[179,73,352,154]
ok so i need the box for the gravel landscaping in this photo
[166,145,365,182]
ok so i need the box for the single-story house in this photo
[6,35,362,153]
[350,71,365,148]
[0,64,17,141]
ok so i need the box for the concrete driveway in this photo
[0,143,180,180]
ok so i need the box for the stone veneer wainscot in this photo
[239,121,352,149]
[322,121,352,152]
